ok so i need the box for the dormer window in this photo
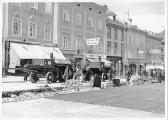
[89,8,92,11]
[77,3,80,7]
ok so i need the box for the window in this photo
[121,43,124,56]
[98,20,103,30]
[29,3,38,9]
[76,36,83,50]
[107,27,111,38]
[12,17,22,36]
[114,43,118,55]
[62,34,68,48]
[98,39,103,53]
[28,21,37,39]
[129,36,131,44]
[88,17,94,28]
[44,25,51,41]
[121,30,124,41]
[77,3,80,7]
[63,9,70,22]
[45,3,52,14]
[76,13,82,25]
[114,28,118,40]
[107,41,111,54]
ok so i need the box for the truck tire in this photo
[29,72,38,83]
[46,72,54,84]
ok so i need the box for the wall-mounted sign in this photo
[86,38,100,45]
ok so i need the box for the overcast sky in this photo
[96,0,165,33]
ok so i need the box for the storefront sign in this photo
[86,38,100,45]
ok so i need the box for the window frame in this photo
[76,13,82,25]
[114,28,118,40]
[45,3,52,14]
[12,17,22,37]
[44,24,51,41]
[107,27,111,38]
[28,20,37,39]
[114,42,118,55]
[63,9,70,22]
[88,17,94,28]
[107,41,111,54]
[98,19,103,30]
[62,34,68,48]
[29,3,38,9]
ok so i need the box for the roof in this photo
[106,18,124,28]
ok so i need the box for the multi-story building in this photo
[145,32,162,66]
[2,2,56,73]
[125,25,146,74]
[105,14,125,74]
[53,2,107,63]
[155,30,165,66]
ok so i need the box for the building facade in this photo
[145,32,162,66]
[125,25,146,74]
[105,15,125,74]
[53,2,107,63]
[2,2,54,72]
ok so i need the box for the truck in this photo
[23,59,73,84]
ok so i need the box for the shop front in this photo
[107,56,123,75]
[6,41,67,74]
[128,58,145,75]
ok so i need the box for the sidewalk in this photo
[2,76,63,92]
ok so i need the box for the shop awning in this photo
[10,43,66,60]
[87,58,99,62]
[101,59,112,67]
[55,59,71,64]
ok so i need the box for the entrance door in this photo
[129,64,136,75]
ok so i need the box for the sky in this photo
[96,0,165,33]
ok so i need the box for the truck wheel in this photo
[29,72,38,83]
[46,72,54,84]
